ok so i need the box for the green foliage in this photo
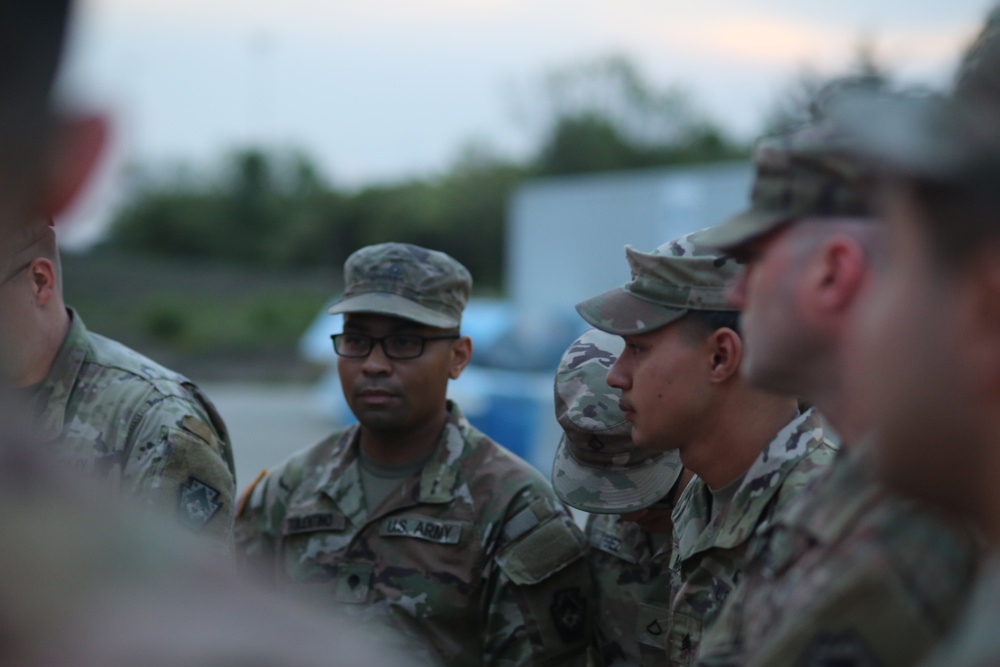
[104,54,748,288]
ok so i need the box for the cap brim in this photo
[689,209,794,253]
[551,436,684,513]
[831,90,972,180]
[575,287,688,335]
[328,292,459,328]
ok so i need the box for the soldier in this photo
[574,232,836,665]
[690,118,979,667]
[0,217,236,542]
[235,242,592,666]
[551,327,690,666]
[829,5,1000,666]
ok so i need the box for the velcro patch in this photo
[177,476,223,529]
[284,512,346,535]
[497,517,585,585]
[379,516,464,545]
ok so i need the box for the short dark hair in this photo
[681,309,741,341]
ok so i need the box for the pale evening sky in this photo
[56,0,994,243]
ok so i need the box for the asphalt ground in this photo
[202,383,336,492]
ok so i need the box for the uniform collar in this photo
[791,441,883,546]
[314,400,471,525]
[32,308,89,441]
[674,409,828,561]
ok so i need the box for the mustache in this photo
[353,382,402,396]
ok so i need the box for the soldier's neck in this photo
[359,408,448,466]
[15,304,70,388]
[802,378,868,450]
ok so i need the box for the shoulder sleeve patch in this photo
[496,516,585,585]
[236,469,268,519]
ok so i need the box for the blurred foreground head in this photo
[834,4,1000,528]
[0,1,105,263]
[692,119,878,443]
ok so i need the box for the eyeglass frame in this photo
[331,332,461,360]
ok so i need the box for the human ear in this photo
[962,251,1000,394]
[448,336,472,379]
[42,113,108,218]
[707,328,742,383]
[812,236,867,314]
[27,258,58,306]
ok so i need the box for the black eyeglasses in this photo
[331,332,460,360]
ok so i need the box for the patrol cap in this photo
[551,329,684,513]
[831,6,1000,182]
[328,242,471,328]
[575,231,740,336]
[691,121,870,253]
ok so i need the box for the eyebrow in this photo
[342,320,428,334]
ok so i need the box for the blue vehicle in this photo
[299,299,587,473]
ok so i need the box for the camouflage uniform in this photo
[551,328,684,666]
[236,401,590,666]
[573,234,838,666]
[696,445,979,667]
[584,513,676,666]
[666,409,835,667]
[27,308,236,540]
[691,121,981,667]
[236,243,591,667]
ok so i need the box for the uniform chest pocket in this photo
[279,511,351,583]
[588,529,640,564]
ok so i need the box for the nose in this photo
[360,341,392,376]
[606,353,631,391]
[727,267,750,309]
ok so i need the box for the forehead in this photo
[342,312,430,332]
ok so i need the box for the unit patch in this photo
[380,516,463,545]
[177,476,223,529]
[550,587,587,643]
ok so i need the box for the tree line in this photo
[104,53,886,292]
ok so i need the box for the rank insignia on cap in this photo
[177,476,223,529]
[550,587,587,643]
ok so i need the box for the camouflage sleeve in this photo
[122,391,237,546]
[743,563,961,667]
[484,493,593,667]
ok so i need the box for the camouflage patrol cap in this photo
[551,329,683,513]
[328,243,471,328]
[575,231,740,336]
[831,5,1000,181]
[691,121,870,252]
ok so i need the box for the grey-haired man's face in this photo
[727,225,818,395]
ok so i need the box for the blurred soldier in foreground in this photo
[574,232,836,665]
[236,242,592,666]
[1,218,236,542]
[831,6,1000,666]
[551,328,690,666]
[691,118,979,667]
[0,2,412,665]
